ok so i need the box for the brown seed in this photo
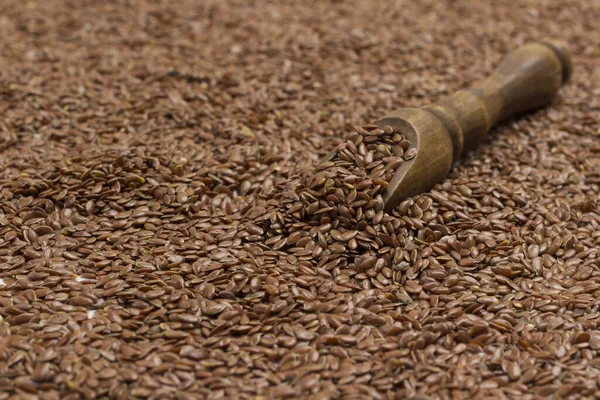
[32,363,54,382]
[204,303,226,316]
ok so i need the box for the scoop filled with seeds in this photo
[302,124,410,224]
[316,41,572,213]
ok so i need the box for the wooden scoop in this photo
[362,41,572,212]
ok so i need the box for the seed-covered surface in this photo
[1,0,600,399]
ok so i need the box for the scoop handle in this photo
[424,41,572,160]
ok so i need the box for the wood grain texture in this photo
[376,41,572,211]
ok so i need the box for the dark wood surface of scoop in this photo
[374,41,572,212]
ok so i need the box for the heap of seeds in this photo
[252,124,416,294]
[1,0,600,399]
